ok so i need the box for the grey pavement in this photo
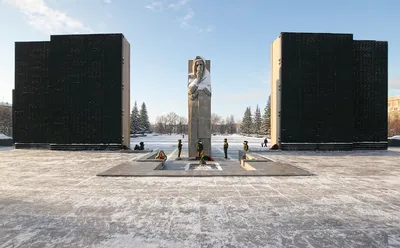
[1,135,400,247]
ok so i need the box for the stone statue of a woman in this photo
[188,56,212,157]
[188,56,211,99]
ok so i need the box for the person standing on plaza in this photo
[223,138,229,159]
[196,140,204,159]
[177,139,182,158]
[243,141,249,152]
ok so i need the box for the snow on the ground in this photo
[389,135,400,140]
[131,134,268,147]
[130,134,271,159]
[0,133,11,139]
[130,134,271,155]
[0,140,400,247]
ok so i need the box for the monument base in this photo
[188,90,212,157]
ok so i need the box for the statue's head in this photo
[193,56,205,79]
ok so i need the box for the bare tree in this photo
[154,112,238,135]
[155,115,166,134]
[211,113,222,134]
[0,106,12,137]
[165,112,179,134]
[155,112,188,135]
[389,119,400,137]
[219,119,227,134]
[177,116,188,134]
[226,115,237,134]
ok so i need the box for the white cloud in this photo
[3,0,92,34]
[103,0,112,3]
[179,8,194,28]
[168,0,189,10]
[145,0,215,33]
[145,0,163,12]
[198,25,214,33]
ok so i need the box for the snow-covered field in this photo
[131,134,269,159]
[131,133,267,147]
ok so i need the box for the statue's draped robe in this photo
[188,58,211,157]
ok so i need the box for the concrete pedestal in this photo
[188,90,211,157]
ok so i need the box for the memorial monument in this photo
[188,56,212,157]
[270,32,388,150]
[13,34,130,150]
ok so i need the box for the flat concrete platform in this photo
[97,158,314,177]
[1,135,400,247]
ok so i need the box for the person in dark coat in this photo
[139,142,145,150]
[243,141,249,151]
[270,144,279,150]
[223,138,229,159]
[177,139,182,158]
[196,140,203,159]
[264,138,268,148]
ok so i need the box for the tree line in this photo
[211,114,237,134]
[153,113,238,135]
[240,95,271,136]
[130,101,151,134]
[0,105,12,137]
[154,112,188,134]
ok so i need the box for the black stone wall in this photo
[277,32,388,150]
[13,42,50,144]
[13,34,127,148]
[353,40,388,147]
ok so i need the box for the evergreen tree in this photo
[253,105,262,135]
[240,107,253,134]
[140,102,151,132]
[130,101,140,134]
[261,95,271,135]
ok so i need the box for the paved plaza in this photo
[0,135,400,247]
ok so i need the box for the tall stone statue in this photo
[188,56,212,157]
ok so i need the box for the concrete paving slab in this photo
[0,135,399,247]
[97,159,314,177]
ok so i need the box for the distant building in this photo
[388,96,400,122]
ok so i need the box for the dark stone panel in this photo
[13,34,126,147]
[13,42,50,143]
[353,40,388,143]
[280,33,354,144]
